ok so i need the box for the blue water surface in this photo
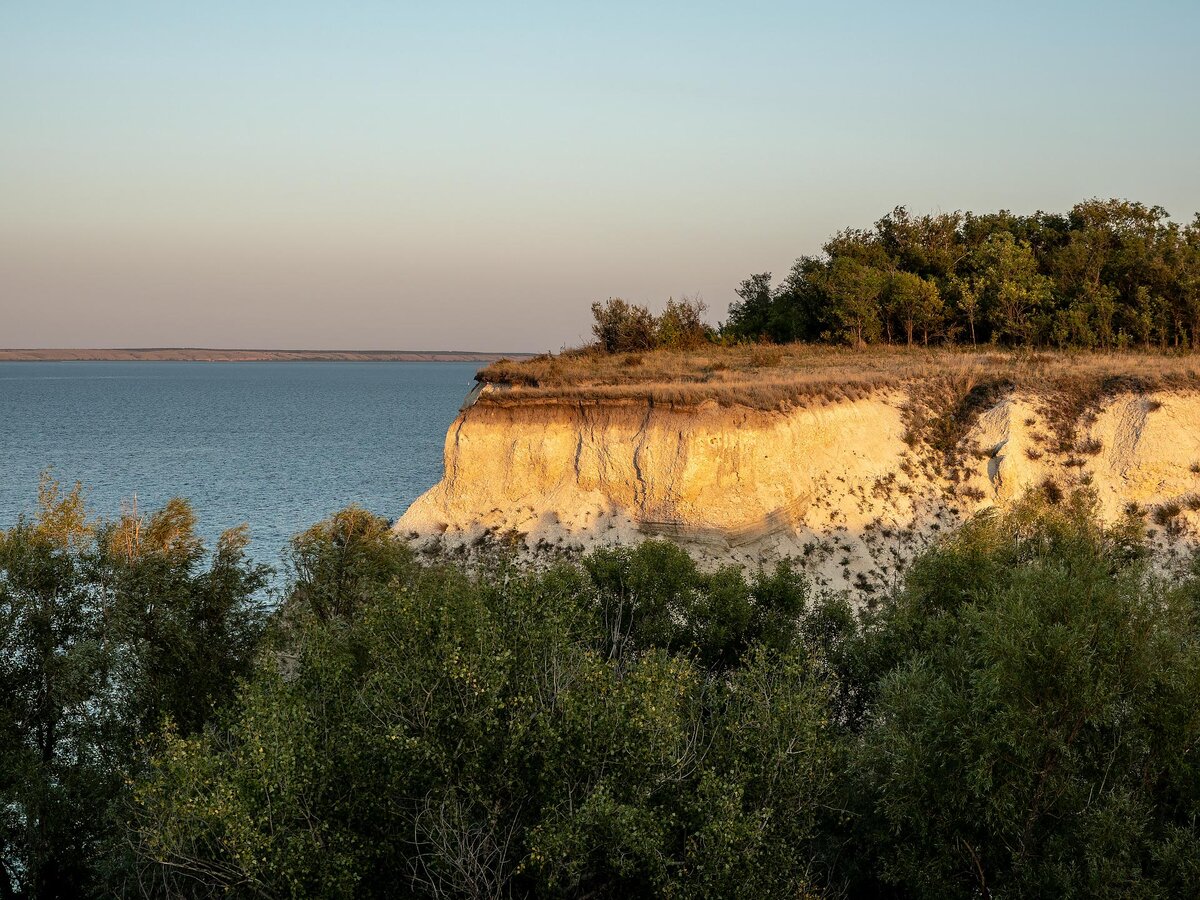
[0,361,477,573]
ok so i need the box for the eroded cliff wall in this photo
[396,387,1200,597]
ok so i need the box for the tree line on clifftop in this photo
[591,198,1200,352]
[3,474,1200,898]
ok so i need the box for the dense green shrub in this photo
[6,481,1200,898]
[591,297,711,353]
[128,539,840,899]
[850,493,1200,898]
[583,541,810,669]
[285,504,417,623]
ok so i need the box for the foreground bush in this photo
[851,493,1200,898]
[0,475,269,899]
[129,539,839,898]
[7,483,1199,898]
[125,495,1200,898]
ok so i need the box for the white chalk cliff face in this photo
[396,387,1200,598]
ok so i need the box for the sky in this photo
[2,1,1198,352]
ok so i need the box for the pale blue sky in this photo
[2,1,1198,350]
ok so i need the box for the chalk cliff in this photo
[396,385,1200,598]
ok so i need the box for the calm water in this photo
[0,361,478,572]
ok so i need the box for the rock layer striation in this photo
[397,386,1200,597]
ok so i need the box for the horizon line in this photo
[0,347,537,361]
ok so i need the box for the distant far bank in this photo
[0,348,533,362]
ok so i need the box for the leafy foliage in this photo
[583,541,810,670]
[724,200,1200,349]
[6,481,1200,898]
[0,474,269,899]
[591,297,711,353]
[849,493,1200,898]
[129,535,839,899]
[285,504,415,623]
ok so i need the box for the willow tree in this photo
[0,475,268,899]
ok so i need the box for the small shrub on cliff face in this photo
[1040,476,1064,504]
[959,484,986,502]
[1152,500,1184,527]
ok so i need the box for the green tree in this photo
[0,475,268,900]
[725,273,775,341]
[584,540,810,670]
[815,256,887,346]
[772,255,830,342]
[857,493,1200,898]
[285,504,415,623]
[887,271,943,346]
[971,232,1054,344]
[100,497,270,739]
[949,274,982,346]
[875,206,964,281]
[725,198,1200,351]
[0,477,106,899]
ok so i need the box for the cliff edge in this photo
[397,350,1200,598]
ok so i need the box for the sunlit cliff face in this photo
[397,387,1200,599]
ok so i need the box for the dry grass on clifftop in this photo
[477,345,1200,413]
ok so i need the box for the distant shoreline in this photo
[0,349,534,362]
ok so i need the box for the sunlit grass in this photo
[476,345,1200,411]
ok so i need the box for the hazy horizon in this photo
[4,1,1199,352]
